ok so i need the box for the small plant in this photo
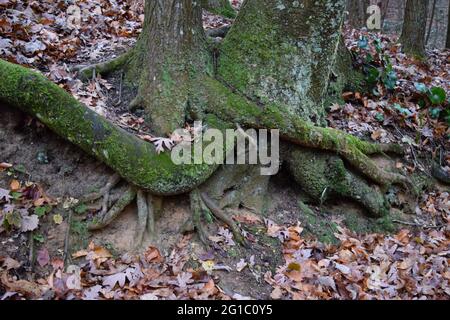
[413,82,448,124]
[356,36,399,92]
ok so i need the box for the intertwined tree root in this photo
[0,59,413,247]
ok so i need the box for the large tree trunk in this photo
[446,0,450,49]
[399,0,428,58]
[126,0,208,136]
[217,0,347,125]
[347,0,369,29]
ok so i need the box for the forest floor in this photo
[0,0,449,300]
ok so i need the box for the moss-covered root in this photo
[0,59,219,195]
[288,148,389,217]
[199,77,410,189]
[74,51,132,81]
[88,186,137,231]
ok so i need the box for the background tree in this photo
[399,0,428,58]
[426,0,437,44]
[347,0,369,28]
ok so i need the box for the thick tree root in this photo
[0,59,411,207]
[189,189,247,247]
[199,77,412,190]
[288,148,390,217]
[146,194,156,235]
[73,51,132,81]
[86,183,156,247]
[0,59,219,195]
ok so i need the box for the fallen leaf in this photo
[52,214,63,225]
[37,248,50,267]
[2,257,21,270]
[270,286,283,300]
[236,259,248,272]
[0,162,13,169]
[20,215,39,232]
[9,180,20,191]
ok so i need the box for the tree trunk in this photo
[399,0,427,58]
[201,0,236,18]
[347,0,369,29]
[426,0,437,44]
[446,0,450,49]
[379,0,390,30]
[126,0,208,136]
[218,0,347,125]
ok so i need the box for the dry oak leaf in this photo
[0,272,43,298]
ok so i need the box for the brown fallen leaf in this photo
[232,210,262,225]
[9,179,20,191]
[37,248,50,267]
[92,246,113,260]
[270,286,283,300]
[144,246,164,263]
[72,250,89,259]
[371,129,383,141]
[1,257,21,270]
[0,162,13,169]
[1,272,43,298]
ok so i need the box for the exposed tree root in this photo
[189,190,210,246]
[135,190,148,247]
[0,58,416,247]
[0,59,219,195]
[73,51,133,81]
[288,148,390,217]
[206,25,231,38]
[81,174,121,203]
[199,77,412,190]
[146,194,156,235]
[201,192,247,246]
[432,162,450,185]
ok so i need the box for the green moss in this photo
[80,50,132,80]
[343,211,396,235]
[299,201,339,244]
